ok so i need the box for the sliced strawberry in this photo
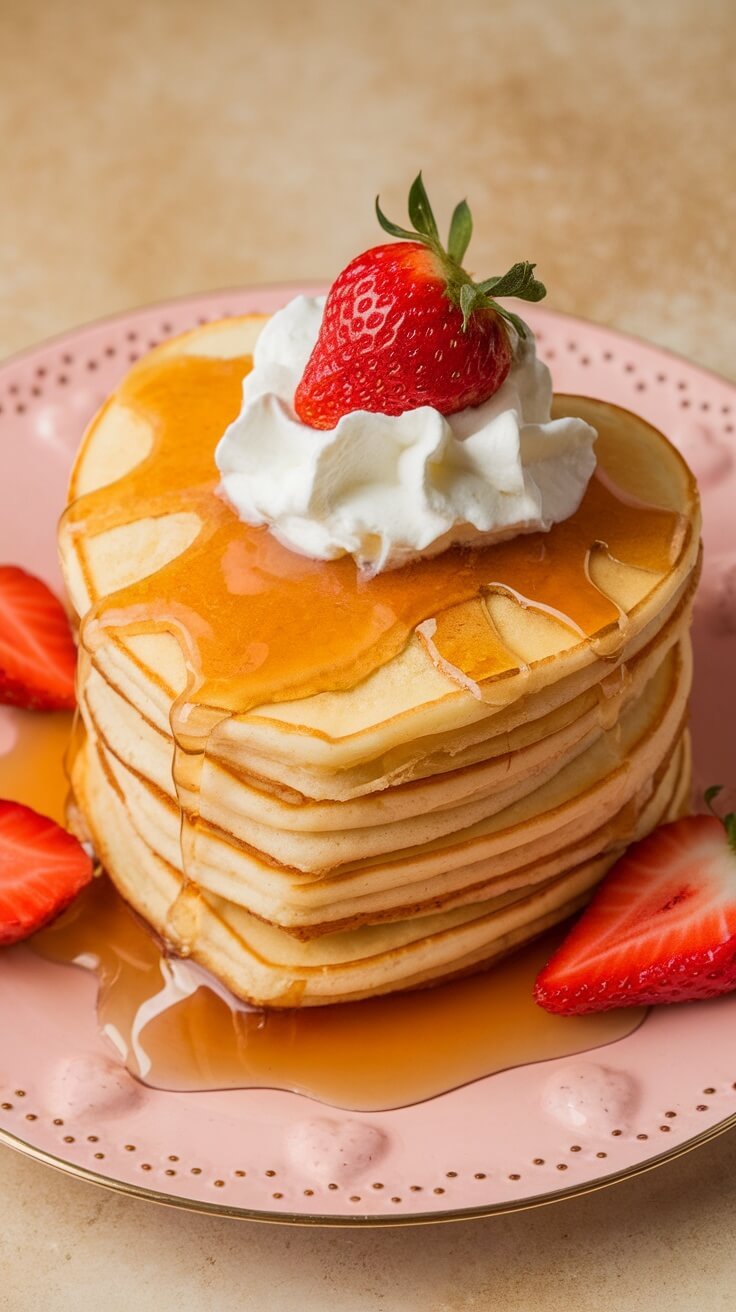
[0,565,77,710]
[0,801,93,945]
[534,796,736,1015]
[294,173,546,431]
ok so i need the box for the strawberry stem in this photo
[704,786,736,853]
[375,172,546,336]
[704,785,724,811]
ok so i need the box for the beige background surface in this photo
[1,0,735,1308]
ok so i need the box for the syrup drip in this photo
[33,876,644,1111]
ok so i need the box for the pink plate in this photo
[0,287,734,1225]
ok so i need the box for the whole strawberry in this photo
[294,174,546,431]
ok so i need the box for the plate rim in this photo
[4,1110,736,1228]
[1,285,734,1226]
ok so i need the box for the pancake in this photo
[58,315,701,1005]
[80,583,690,832]
[71,726,690,1005]
[81,636,690,932]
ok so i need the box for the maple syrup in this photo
[58,355,690,941]
[63,355,688,730]
[37,344,693,1106]
[0,707,73,824]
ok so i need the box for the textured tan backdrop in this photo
[1,1,735,1308]
[2,0,735,377]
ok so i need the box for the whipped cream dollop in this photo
[215,296,597,573]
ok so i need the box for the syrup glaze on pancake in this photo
[62,353,688,736]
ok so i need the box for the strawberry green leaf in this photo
[407,173,441,246]
[459,282,478,330]
[478,262,546,303]
[705,785,724,810]
[448,200,473,264]
[374,197,422,244]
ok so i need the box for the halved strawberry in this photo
[294,173,546,431]
[0,800,93,945]
[534,790,736,1015]
[0,565,77,710]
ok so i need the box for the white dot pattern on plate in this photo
[0,1061,735,1211]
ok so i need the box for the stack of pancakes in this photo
[59,317,701,1006]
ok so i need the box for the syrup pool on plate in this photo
[2,635,644,1111]
[32,874,644,1111]
[0,705,73,824]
